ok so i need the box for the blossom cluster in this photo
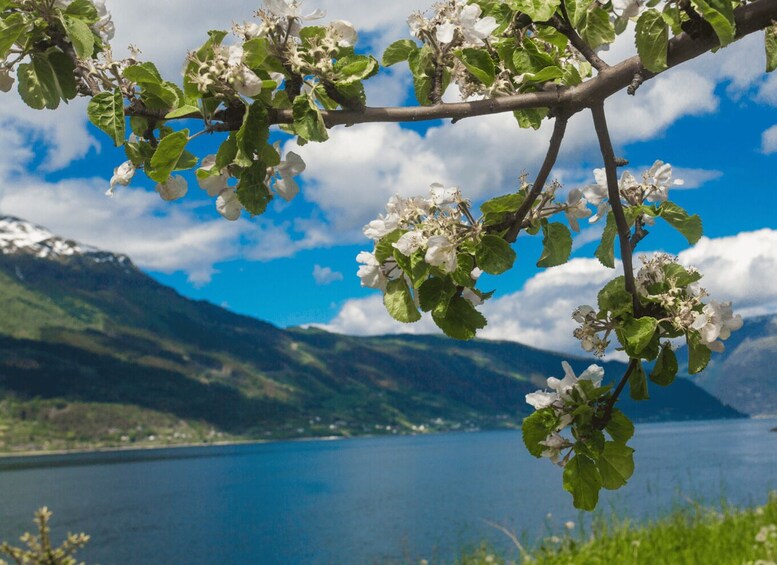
[231,1,358,93]
[189,44,268,99]
[357,184,482,293]
[106,143,305,219]
[196,143,306,220]
[583,160,684,223]
[525,362,606,465]
[573,253,743,356]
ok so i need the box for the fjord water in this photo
[0,419,775,564]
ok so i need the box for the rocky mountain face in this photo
[0,216,744,452]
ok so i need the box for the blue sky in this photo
[1,0,776,355]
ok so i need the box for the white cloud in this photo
[0,173,316,283]
[313,264,343,285]
[761,124,777,154]
[324,229,777,353]
[679,229,777,317]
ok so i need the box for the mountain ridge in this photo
[0,216,744,452]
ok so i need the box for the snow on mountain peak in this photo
[0,216,131,266]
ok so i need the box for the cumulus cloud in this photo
[0,173,319,283]
[312,264,344,285]
[761,125,777,154]
[678,229,777,317]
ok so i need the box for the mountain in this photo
[0,216,743,452]
[683,314,777,417]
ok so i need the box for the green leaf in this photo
[513,108,549,130]
[334,54,379,85]
[687,333,711,374]
[432,295,487,340]
[659,201,703,245]
[595,212,618,268]
[374,229,403,263]
[215,133,238,170]
[508,0,561,22]
[393,248,430,288]
[418,277,456,313]
[292,94,328,142]
[382,39,417,67]
[599,441,635,490]
[650,342,678,386]
[451,253,476,288]
[635,9,668,73]
[524,66,563,84]
[481,193,524,215]
[165,105,201,119]
[621,316,658,356]
[767,24,777,73]
[243,37,270,69]
[663,262,702,287]
[690,0,735,47]
[384,278,422,323]
[598,276,632,317]
[475,234,516,275]
[564,0,589,27]
[537,222,572,268]
[236,101,269,166]
[522,408,557,457]
[48,50,77,101]
[578,7,615,50]
[147,130,189,183]
[64,0,99,22]
[237,162,273,216]
[87,89,125,146]
[628,361,650,401]
[563,455,602,511]
[123,62,163,84]
[456,48,496,86]
[605,409,634,444]
[0,13,26,59]
[17,55,62,110]
[61,14,94,60]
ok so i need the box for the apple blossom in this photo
[425,235,458,273]
[216,191,242,221]
[106,161,135,197]
[155,176,188,202]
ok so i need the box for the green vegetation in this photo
[459,493,777,564]
[1,507,89,565]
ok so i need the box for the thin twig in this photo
[596,359,639,429]
[591,103,640,315]
[500,114,568,243]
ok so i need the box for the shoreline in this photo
[0,415,771,461]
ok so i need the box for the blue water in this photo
[0,418,775,564]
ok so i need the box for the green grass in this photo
[459,493,777,564]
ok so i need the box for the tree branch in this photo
[257,0,776,128]
[591,103,640,316]
[499,114,569,243]
[595,359,639,429]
